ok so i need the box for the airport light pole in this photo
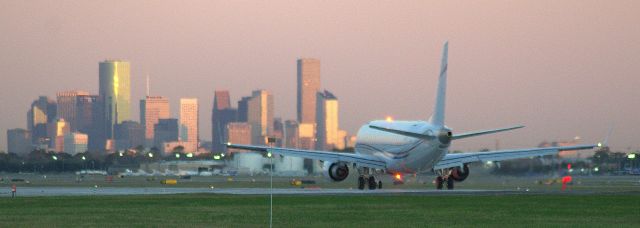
[267,137,276,228]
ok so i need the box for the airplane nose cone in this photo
[438,130,452,145]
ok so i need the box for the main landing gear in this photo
[357,167,383,190]
[434,168,456,190]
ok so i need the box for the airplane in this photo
[227,41,601,190]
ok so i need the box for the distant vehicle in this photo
[228,42,600,190]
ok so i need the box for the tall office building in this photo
[114,121,144,151]
[56,90,90,131]
[212,91,237,152]
[99,60,131,140]
[297,58,321,124]
[336,130,347,150]
[226,122,252,153]
[75,95,98,134]
[50,118,70,152]
[272,118,284,147]
[27,96,57,147]
[74,94,104,152]
[179,98,199,152]
[154,118,179,150]
[247,90,274,145]
[140,96,170,146]
[7,128,32,156]
[316,90,339,150]
[284,120,299,148]
[237,96,250,122]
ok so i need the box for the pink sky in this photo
[1,0,638,151]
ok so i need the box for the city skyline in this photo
[1,1,639,152]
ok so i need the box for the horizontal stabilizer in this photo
[368,125,434,139]
[452,125,524,140]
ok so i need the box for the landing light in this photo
[385,116,394,122]
[597,142,603,147]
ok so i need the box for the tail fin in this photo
[429,41,448,127]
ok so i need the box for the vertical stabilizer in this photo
[429,41,448,127]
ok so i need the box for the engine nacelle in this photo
[450,164,469,182]
[322,161,349,182]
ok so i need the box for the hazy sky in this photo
[1,0,638,152]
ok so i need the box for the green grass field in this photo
[1,194,639,227]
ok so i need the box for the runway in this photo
[1,187,522,197]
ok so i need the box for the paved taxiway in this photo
[1,187,522,197]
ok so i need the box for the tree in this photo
[171,146,185,154]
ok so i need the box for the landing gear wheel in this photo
[378,181,383,189]
[358,176,365,190]
[435,176,444,190]
[368,176,377,190]
[446,177,454,190]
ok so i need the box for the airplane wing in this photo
[433,144,599,170]
[226,143,387,169]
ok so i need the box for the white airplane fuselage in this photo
[354,120,451,174]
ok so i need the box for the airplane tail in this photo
[429,41,448,127]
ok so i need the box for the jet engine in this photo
[322,161,349,182]
[450,164,469,182]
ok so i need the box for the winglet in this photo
[429,41,448,127]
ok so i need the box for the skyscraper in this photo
[179,98,199,152]
[50,118,70,152]
[99,60,131,140]
[74,94,104,152]
[297,58,321,124]
[7,128,31,156]
[226,122,252,153]
[140,96,170,146]
[114,121,144,151]
[316,90,339,150]
[212,91,237,152]
[247,90,274,145]
[154,118,179,150]
[27,96,56,147]
[237,96,250,122]
[75,94,98,134]
[56,90,90,131]
[284,120,299,148]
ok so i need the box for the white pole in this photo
[270,152,273,228]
